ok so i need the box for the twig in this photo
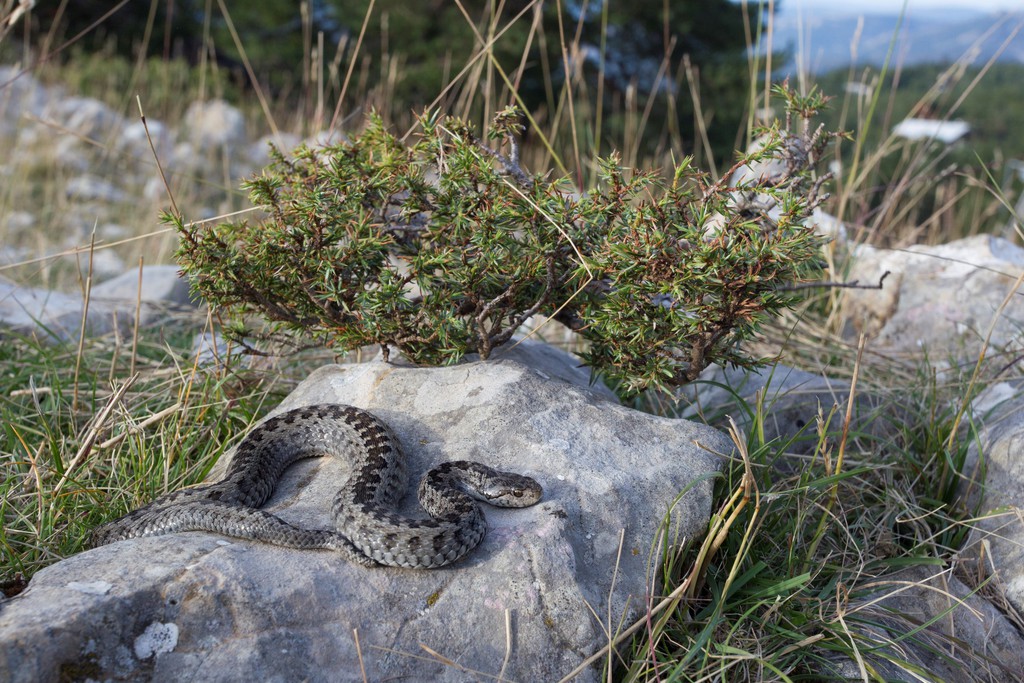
[130,256,143,376]
[476,137,534,189]
[777,270,890,292]
[353,628,368,683]
[137,96,179,217]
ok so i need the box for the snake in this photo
[90,404,543,568]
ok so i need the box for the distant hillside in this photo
[813,61,1024,166]
[768,8,1024,73]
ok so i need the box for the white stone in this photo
[64,174,128,203]
[183,99,247,149]
[119,119,173,161]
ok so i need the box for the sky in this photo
[780,0,1023,11]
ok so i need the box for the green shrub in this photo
[171,85,837,394]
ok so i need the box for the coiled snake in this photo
[91,404,543,568]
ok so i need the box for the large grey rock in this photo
[817,567,1024,682]
[0,341,730,682]
[841,235,1024,361]
[679,363,890,453]
[0,265,195,340]
[92,265,193,307]
[0,274,107,339]
[960,383,1024,623]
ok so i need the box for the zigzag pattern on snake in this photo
[90,404,543,568]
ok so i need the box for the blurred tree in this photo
[331,0,755,168]
[26,0,758,168]
[27,1,204,61]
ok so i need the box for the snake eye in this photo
[513,490,523,497]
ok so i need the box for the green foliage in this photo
[174,86,835,394]
[615,372,993,681]
[574,120,831,392]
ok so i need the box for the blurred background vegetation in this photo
[14,0,756,169]
[12,0,1023,243]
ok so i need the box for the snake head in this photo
[478,472,543,508]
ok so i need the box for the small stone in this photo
[183,99,247,150]
[65,175,128,203]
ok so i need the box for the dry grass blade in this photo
[95,402,181,451]
[72,228,97,414]
[498,608,513,682]
[52,372,138,498]
[556,572,696,683]
[353,628,368,683]
[214,0,280,140]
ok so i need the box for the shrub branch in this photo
[170,86,842,394]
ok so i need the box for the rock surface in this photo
[841,235,1024,360]
[960,382,1024,626]
[91,264,193,306]
[0,266,196,340]
[680,363,890,453]
[0,340,730,682]
[821,566,1024,682]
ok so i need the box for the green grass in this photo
[609,366,992,681]
[0,322,292,586]
[2,1,1022,681]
